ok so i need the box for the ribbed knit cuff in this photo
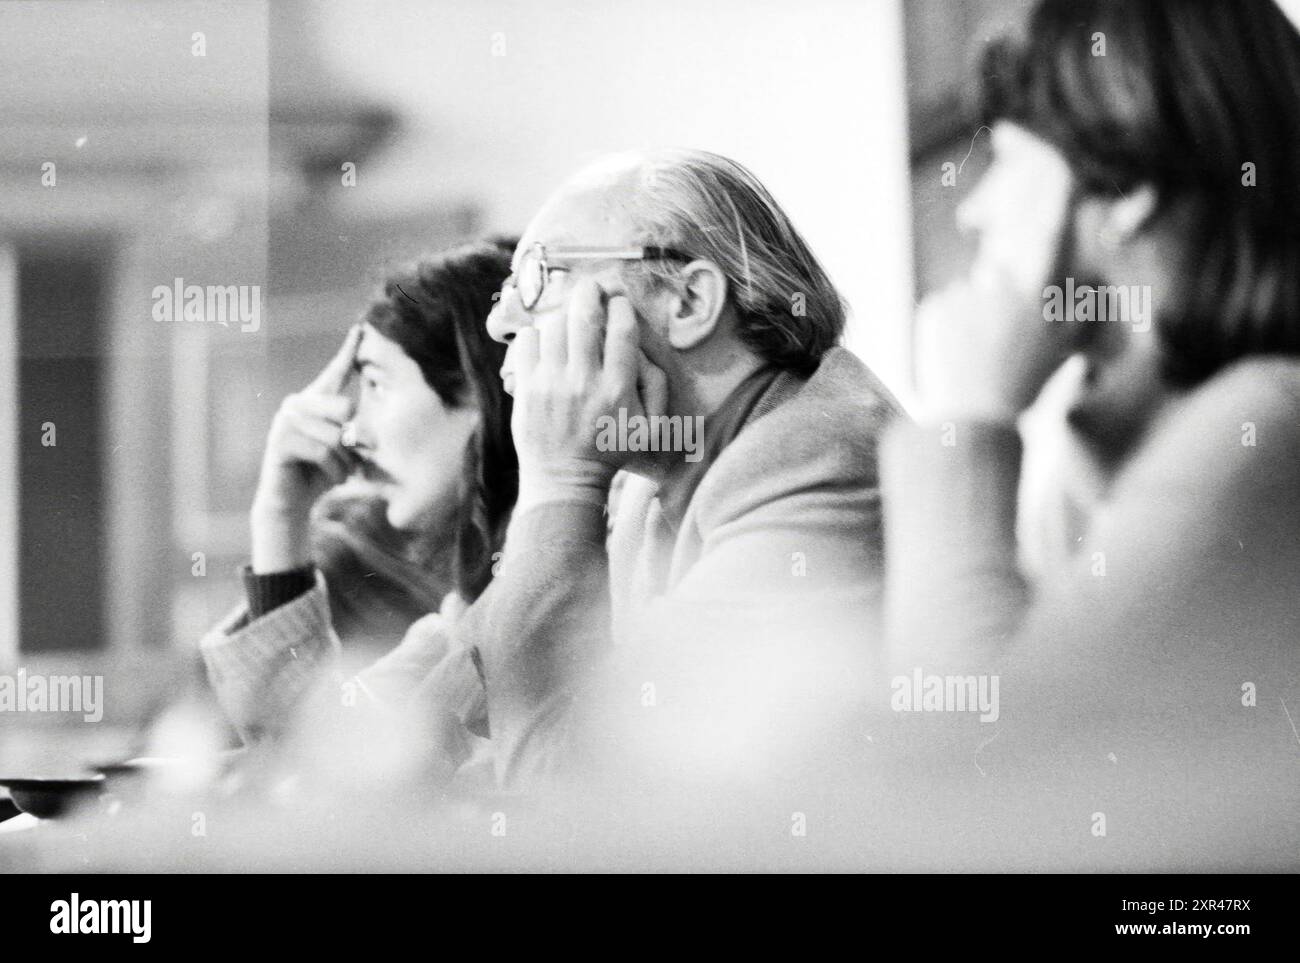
[241,564,317,619]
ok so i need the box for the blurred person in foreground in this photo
[199,241,517,767]
[412,149,905,789]
[879,0,1300,863]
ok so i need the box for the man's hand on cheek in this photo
[511,278,668,512]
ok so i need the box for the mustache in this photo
[350,452,397,485]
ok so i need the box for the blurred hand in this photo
[510,279,668,510]
[251,326,361,572]
[439,591,467,624]
[914,267,1078,424]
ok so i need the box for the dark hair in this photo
[360,238,517,601]
[976,0,1300,385]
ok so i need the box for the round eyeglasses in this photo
[502,242,692,311]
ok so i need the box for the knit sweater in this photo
[463,346,905,785]
[878,357,1300,856]
[202,346,905,786]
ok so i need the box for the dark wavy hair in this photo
[359,237,518,602]
[976,0,1300,386]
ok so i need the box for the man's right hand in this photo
[509,281,668,512]
[251,325,362,572]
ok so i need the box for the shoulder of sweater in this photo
[692,348,907,516]
[728,348,904,464]
[792,346,908,415]
[1190,356,1300,414]
[1116,356,1300,497]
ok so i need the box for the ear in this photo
[664,259,729,350]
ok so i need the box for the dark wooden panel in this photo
[17,245,109,653]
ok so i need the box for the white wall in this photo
[317,0,915,397]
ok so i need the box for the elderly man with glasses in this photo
[406,148,906,789]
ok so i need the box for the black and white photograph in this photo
[0,0,1295,926]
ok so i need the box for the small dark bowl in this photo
[0,776,105,819]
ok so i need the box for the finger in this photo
[283,415,355,484]
[440,591,467,624]
[339,445,366,475]
[316,447,351,487]
[285,435,350,485]
[307,324,363,395]
[637,350,669,418]
[286,408,352,451]
[537,311,567,370]
[567,279,606,375]
[603,295,640,392]
[513,327,540,390]
[288,391,354,425]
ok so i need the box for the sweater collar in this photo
[654,361,804,533]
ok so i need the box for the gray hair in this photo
[614,149,847,372]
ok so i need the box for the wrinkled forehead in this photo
[515,168,643,267]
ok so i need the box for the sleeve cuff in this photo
[241,564,317,619]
